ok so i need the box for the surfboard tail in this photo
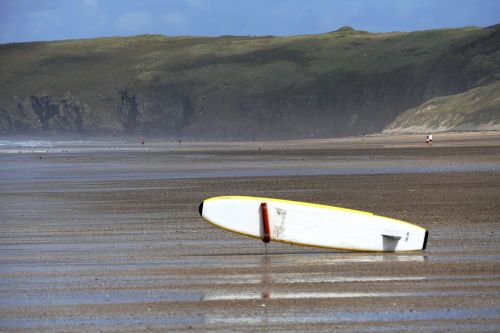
[423,230,429,250]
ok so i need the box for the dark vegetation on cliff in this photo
[0,25,499,139]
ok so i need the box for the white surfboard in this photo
[199,196,428,252]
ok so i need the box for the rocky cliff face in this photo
[117,88,141,133]
[0,25,498,138]
[0,93,87,133]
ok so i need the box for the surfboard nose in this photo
[198,201,204,216]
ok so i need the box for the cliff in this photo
[1,25,499,139]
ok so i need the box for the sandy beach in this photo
[1,132,499,331]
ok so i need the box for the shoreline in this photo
[1,130,499,148]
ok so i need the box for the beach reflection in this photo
[261,255,273,302]
[203,253,427,302]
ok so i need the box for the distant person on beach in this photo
[425,134,433,145]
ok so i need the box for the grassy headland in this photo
[1,25,499,139]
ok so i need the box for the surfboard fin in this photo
[381,234,402,240]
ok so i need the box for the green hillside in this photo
[384,80,500,133]
[0,25,499,139]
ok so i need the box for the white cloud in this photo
[186,0,205,9]
[162,12,184,27]
[81,0,98,9]
[27,10,61,34]
[79,0,108,28]
[115,11,152,32]
[28,10,60,23]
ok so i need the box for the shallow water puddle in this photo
[2,307,499,330]
[205,307,500,325]
[2,286,498,307]
[203,290,500,301]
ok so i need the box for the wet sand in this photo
[1,133,499,331]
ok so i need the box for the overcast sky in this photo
[1,0,499,43]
